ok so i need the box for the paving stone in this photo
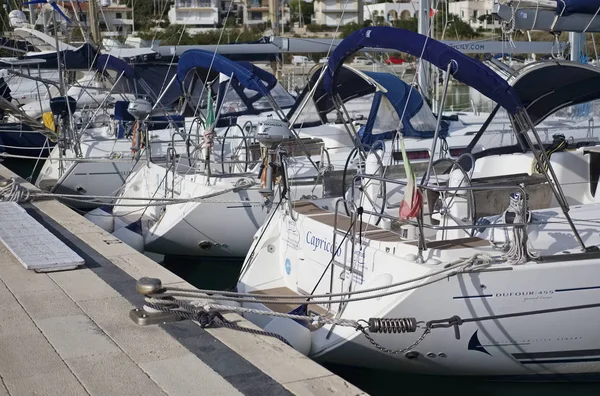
[283,375,367,396]
[108,254,183,285]
[205,326,332,384]
[0,243,21,268]
[76,231,141,258]
[48,269,120,302]
[0,379,8,396]
[140,354,242,396]
[36,315,121,360]
[0,307,40,338]
[0,265,58,295]
[4,367,89,396]
[0,334,66,381]
[77,296,143,330]
[16,289,82,320]
[66,352,166,396]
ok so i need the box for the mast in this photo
[417,0,429,97]
[88,0,102,48]
[29,2,35,25]
[270,0,279,35]
[570,32,582,62]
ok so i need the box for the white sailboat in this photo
[237,27,600,378]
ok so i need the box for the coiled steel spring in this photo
[368,317,418,334]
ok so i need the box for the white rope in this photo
[498,195,539,265]
[0,178,30,203]
[158,253,493,305]
[147,297,359,328]
[0,176,258,207]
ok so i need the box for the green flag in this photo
[205,89,215,129]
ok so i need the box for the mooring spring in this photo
[368,317,418,334]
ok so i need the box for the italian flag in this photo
[399,137,423,220]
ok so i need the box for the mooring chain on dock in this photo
[147,300,293,345]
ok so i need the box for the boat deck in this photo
[293,200,600,260]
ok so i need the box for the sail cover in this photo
[558,0,600,16]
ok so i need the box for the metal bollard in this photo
[129,277,182,326]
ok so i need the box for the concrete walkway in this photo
[0,165,366,396]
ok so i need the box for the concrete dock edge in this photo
[0,163,367,396]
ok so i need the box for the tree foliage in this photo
[126,0,170,31]
[339,20,372,38]
[434,9,480,39]
[289,0,314,24]
[137,25,263,45]
[392,17,417,31]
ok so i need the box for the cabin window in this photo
[449,147,467,157]
[221,85,248,114]
[392,149,431,162]
[248,84,295,110]
[291,97,322,126]
[325,93,374,123]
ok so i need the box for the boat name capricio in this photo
[306,231,342,256]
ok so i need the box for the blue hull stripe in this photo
[555,285,600,293]
[453,294,493,299]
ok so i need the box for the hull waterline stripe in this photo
[520,357,600,365]
[513,348,600,360]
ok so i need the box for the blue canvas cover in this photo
[95,54,136,79]
[326,27,522,114]
[176,49,270,96]
[18,43,97,70]
[557,0,600,16]
[236,61,277,92]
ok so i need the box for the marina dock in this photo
[0,164,365,396]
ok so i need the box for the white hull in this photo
[113,161,323,257]
[237,145,600,377]
[35,133,187,207]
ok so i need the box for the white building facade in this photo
[448,0,501,29]
[168,0,222,33]
[97,0,134,37]
[363,1,417,25]
[313,0,361,27]
[242,0,290,30]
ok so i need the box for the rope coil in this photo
[0,178,31,203]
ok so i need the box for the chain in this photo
[357,325,431,355]
[144,301,292,346]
